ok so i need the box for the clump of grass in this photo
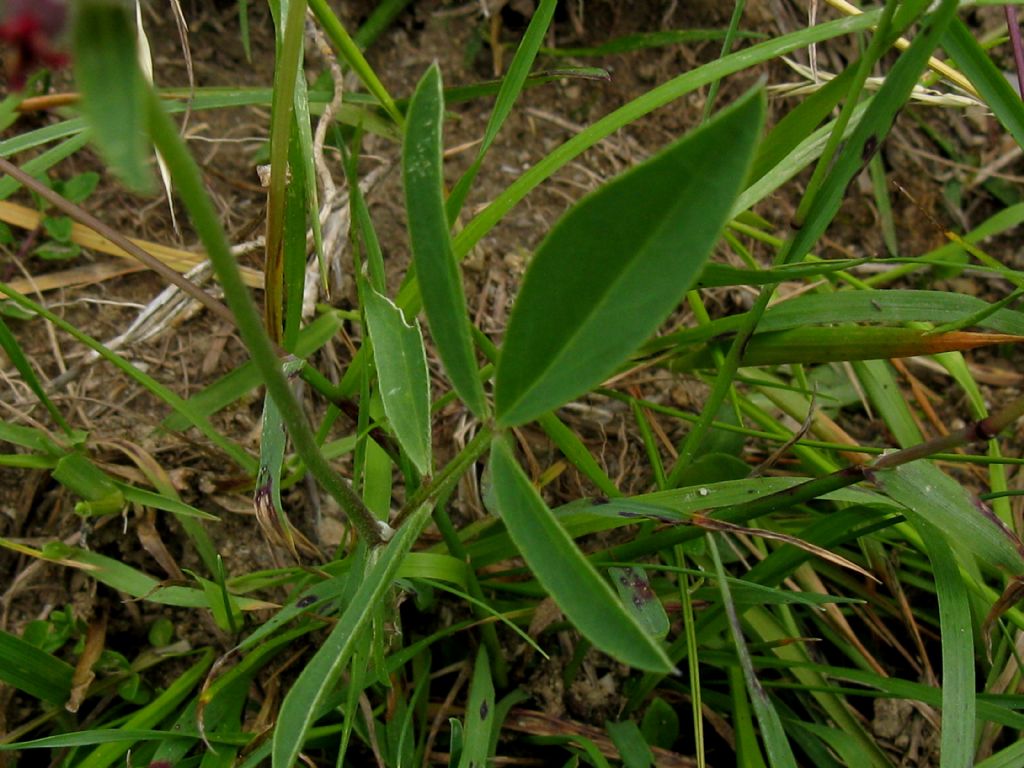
[2,1,1024,766]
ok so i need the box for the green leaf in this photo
[255,356,306,554]
[446,0,558,221]
[117,483,218,521]
[876,461,1024,577]
[457,646,495,768]
[0,316,71,433]
[488,437,673,673]
[494,87,765,427]
[52,452,125,511]
[708,535,797,768]
[76,649,214,768]
[785,0,959,266]
[943,19,1024,152]
[34,241,81,261]
[0,629,73,704]
[451,11,880,261]
[41,216,73,242]
[271,503,433,767]
[162,311,344,432]
[403,64,487,417]
[363,288,432,475]
[607,720,654,768]
[912,517,975,768]
[640,697,679,750]
[609,566,669,639]
[72,0,151,191]
[60,171,100,204]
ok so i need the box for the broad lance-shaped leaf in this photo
[363,288,432,475]
[488,437,674,673]
[404,64,487,418]
[494,87,765,427]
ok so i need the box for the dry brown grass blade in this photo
[136,507,186,580]
[0,199,263,288]
[692,514,879,582]
[66,612,107,713]
[6,260,146,294]
[503,709,697,768]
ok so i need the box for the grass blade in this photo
[707,534,797,768]
[678,327,1023,368]
[0,281,256,472]
[943,19,1024,151]
[786,0,959,265]
[912,517,976,768]
[0,316,71,434]
[271,503,433,767]
[264,0,307,343]
[446,0,558,221]
[457,646,496,768]
[0,629,73,705]
[875,461,1024,577]
[308,0,403,125]
[451,11,880,260]
[76,649,214,768]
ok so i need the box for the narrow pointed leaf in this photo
[404,64,487,417]
[363,288,432,474]
[495,88,765,427]
[650,289,1024,355]
[456,646,495,768]
[912,517,975,768]
[679,327,1023,369]
[488,437,673,673]
[943,19,1024,152]
[0,630,73,704]
[876,461,1024,576]
[271,504,432,767]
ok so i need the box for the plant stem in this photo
[392,426,493,529]
[144,87,385,548]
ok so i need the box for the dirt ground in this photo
[1,0,1022,764]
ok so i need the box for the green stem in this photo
[792,1,897,229]
[392,426,493,529]
[144,88,384,548]
[308,0,404,126]
[264,0,308,343]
